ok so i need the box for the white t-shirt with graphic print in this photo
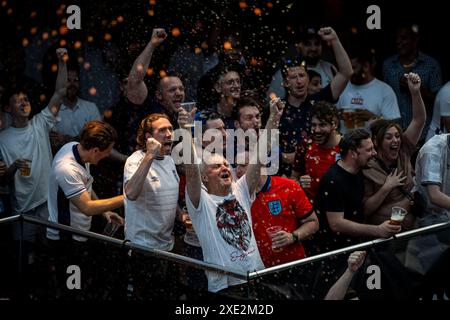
[185,176,265,293]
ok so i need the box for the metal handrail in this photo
[21,215,248,280]
[248,221,450,278]
[0,214,21,224]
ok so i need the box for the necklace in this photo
[402,59,417,69]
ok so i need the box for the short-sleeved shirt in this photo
[314,163,365,251]
[293,140,341,200]
[415,134,450,216]
[54,98,101,137]
[0,106,58,213]
[185,176,265,293]
[427,82,450,141]
[251,176,313,267]
[124,151,180,251]
[336,79,401,132]
[47,142,93,241]
[383,52,442,130]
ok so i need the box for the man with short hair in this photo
[291,101,342,200]
[179,95,283,294]
[315,129,401,253]
[337,47,401,132]
[277,27,352,176]
[0,48,67,241]
[268,26,338,100]
[47,120,124,241]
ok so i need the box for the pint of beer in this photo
[390,206,407,225]
[342,109,355,129]
[21,159,32,177]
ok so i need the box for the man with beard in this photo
[278,27,353,177]
[337,47,401,132]
[179,96,283,295]
[267,26,338,100]
[291,102,342,200]
[315,129,401,253]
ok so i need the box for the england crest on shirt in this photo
[268,200,282,215]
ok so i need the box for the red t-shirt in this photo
[251,176,313,267]
[293,141,341,200]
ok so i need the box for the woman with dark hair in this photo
[362,73,426,229]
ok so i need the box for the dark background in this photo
[1,0,448,111]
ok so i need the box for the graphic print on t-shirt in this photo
[216,198,252,251]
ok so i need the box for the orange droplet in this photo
[117,16,124,23]
[7,8,12,15]
[150,0,156,4]
[51,30,58,37]
[351,27,358,34]
[250,57,258,66]
[239,1,248,9]
[77,57,84,64]
[171,27,181,37]
[61,17,67,24]
[148,10,154,16]
[111,20,117,27]
[40,94,46,102]
[51,64,58,72]
[223,41,232,50]
[201,41,208,49]
[254,8,262,15]
[146,68,154,76]
[56,8,63,16]
[269,92,277,100]
[104,33,112,41]
[22,38,29,47]
[59,39,66,46]
[83,62,91,70]
[87,35,94,42]
[89,87,97,96]
[42,32,49,40]
[103,110,113,119]
[74,41,82,49]
[194,47,202,55]
[30,11,37,18]
[1,1,7,7]
[159,70,167,78]
[30,27,38,34]
[59,25,68,35]
[266,2,273,8]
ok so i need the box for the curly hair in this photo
[136,113,170,150]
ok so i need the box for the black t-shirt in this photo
[314,162,365,252]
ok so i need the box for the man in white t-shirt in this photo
[337,48,401,133]
[179,97,284,294]
[47,120,124,241]
[123,113,179,251]
[426,82,450,141]
[0,48,67,241]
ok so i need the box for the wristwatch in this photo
[291,232,299,243]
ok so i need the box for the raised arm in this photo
[403,73,426,145]
[245,97,284,195]
[178,107,202,208]
[318,27,353,101]
[124,138,162,201]
[47,48,68,116]
[127,28,167,105]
